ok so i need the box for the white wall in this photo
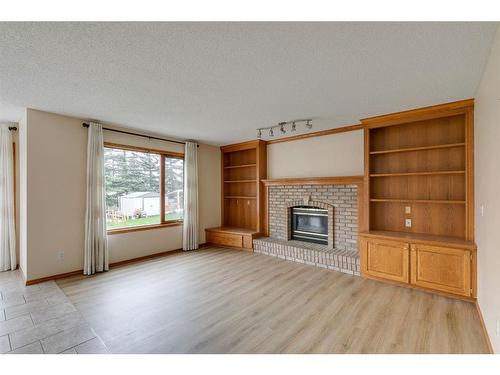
[20,109,221,280]
[267,130,364,178]
[475,25,500,353]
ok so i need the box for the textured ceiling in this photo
[0,22,497,145]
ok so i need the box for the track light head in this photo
[306,120,312,129]
[291,122,296,131]
[269,128,274,137]
[257,129,262,138]
[280,124,286,134]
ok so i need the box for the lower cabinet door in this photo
[410,244,471,297]
[361,238,409,283]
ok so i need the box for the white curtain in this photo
[84,122,108,275]
[0,124,16,271]
[183,141,199,251]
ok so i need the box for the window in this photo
[104,144,184,231]
[164,157,184,222]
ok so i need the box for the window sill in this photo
[107,221,183,235]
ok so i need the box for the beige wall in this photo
[18,111,27,280]
[267,130,364,179]
[20,109,221,280]
[475,25,500,353]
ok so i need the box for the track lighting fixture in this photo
[256,119,312,139]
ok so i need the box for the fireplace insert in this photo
[290,206,328,245]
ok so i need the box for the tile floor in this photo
[0,270,108,354]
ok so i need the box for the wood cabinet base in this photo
[360,231,476,300]
[205,227,260,250]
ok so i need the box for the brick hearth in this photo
[253,237,360,276]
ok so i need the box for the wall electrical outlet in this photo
[58,251,65,260]
[405,206,411,214]
[405,219,412,228]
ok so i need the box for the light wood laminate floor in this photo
[57,247,489,354]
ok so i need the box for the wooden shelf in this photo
[221,140,266,236]
[370,199,466,204]
[370,170,465,177]
[370,142,465,155]
[223,164,256,169]
[224,196,257,199]
[224,180,257,183]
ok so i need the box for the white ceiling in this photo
[0,22,497,145]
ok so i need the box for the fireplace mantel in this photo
[262,175,363,186]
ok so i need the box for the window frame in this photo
[104,142,184,235]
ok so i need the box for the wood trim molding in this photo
[361,99,474,128]
[25,244,210,285]
[25,250,181,285]
[266,123,363,144]
[220,139,267,153]
[262,175,364,186]
[104,142,184,158]
[25,269,83,286]
[465,106,475,241]
[107,221,183,235]
[476,302,495,354]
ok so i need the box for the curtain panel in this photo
[84,122,109,275]
[0,124,16,271]
[182,141,199,251]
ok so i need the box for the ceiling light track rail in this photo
[257,119,312,138]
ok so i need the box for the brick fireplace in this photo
[268,184,358,251]
[254,177,363,276]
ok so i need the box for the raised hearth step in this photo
[253,237,360,276]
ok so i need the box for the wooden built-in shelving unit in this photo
[360,99,477,300]
[206,140,267,250]
[365,109,473,239]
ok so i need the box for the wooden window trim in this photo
[104,142,184,159]
[104,143,184,233]
[107,222,183,235]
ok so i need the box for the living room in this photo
[1,1,499,373]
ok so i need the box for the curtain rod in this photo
[82,123,197,147]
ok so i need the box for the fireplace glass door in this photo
[291,206,328,245]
